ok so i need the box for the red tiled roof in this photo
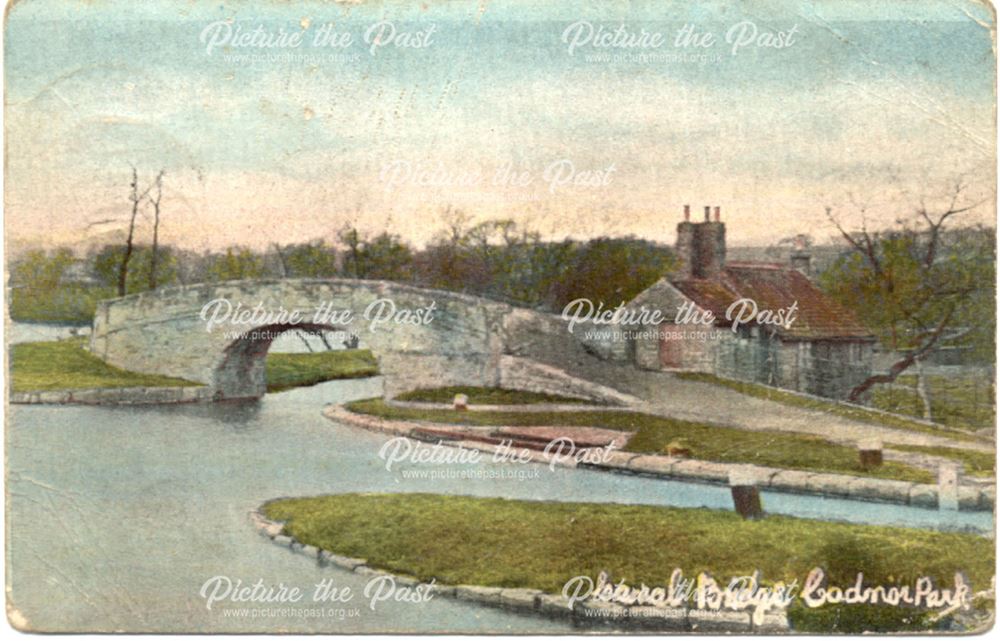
[672,265,873,340]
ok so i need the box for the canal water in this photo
[5,322,994,631]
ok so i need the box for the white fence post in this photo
[938,462,961,511]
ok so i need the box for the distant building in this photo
[581,206,876,399]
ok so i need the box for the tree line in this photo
[9,214,677,322]
[8,170,996,404]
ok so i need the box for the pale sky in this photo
[4,0,996,252]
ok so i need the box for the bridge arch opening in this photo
[212,322,363,400]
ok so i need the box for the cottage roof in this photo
[670,263,874,341]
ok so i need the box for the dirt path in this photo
[553,358,993,453]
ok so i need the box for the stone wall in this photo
[714,329,777,384]
[626,279,695,371]
[498,356,640,406]
[801,340,874,400]
[707,334,875,400]
[11,386,213,405]
[570,320,632,362]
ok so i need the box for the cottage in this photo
[584,205,876,400]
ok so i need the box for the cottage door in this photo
[659,323,684,368]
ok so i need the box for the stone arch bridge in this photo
[89,279,623,402]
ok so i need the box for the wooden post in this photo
[858,439,883,471]
[453,394,469,411]
[729,469,763,520]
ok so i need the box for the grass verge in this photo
[265,350,378,392]
[11,340,379,394]
[675,372,982,443]
[395,386,594,405]
[9,339,198,391]
[886,443,996,479]
[263,493,993,632]
[872,374,995,431]
[345,398,934,483]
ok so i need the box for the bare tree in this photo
[117,166,159,296]
[824,178,991,404]
[271,243,289,278]
[148,170,166,290]
[118,167,141,296]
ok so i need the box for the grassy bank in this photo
[346,398,934,483]
[395,386,593,405]
[263,493,993,632]
[9,339,198,392]
[886,443,996,479]
[265,350,378,392]
[10,340,379,393]
[675,372,982,442]
[873,374,995,431]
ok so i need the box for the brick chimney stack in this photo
[790,234,812,277]
[676,205,696,278]
[676,204,726,279]
[694,206,725,278]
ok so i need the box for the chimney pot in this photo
[703,206,711,221]
[684,204,690,221]
[714,206,721,222]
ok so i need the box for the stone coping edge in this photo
[11,386,213,405]
[325,404,996,512]
[249,508,787,633]
[385,398,634,413]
